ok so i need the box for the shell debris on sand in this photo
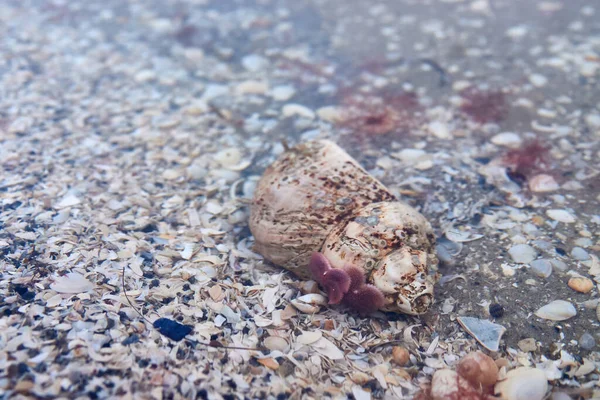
[3,0,600,398]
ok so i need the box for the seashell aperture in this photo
[249,140,437,315]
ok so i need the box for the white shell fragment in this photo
[290,293,328,313]
[457,317,506,352]
[546,209,576,223]
[535,300,577,321]
[50,273,94,294]
[312,337,344,360]
[495,367,548,400]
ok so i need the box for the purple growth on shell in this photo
[308,252,350,304]
[308,252,384,313]
[341,264,385,314]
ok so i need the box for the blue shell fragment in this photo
[153,318,193,341]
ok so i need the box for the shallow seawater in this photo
[1,0,599,398]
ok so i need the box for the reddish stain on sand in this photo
[501,139,552,182]
[336,91,423,138]
[460,88,508,124]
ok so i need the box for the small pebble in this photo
[235,80,268,95]
[134,69,156,82]
[391,346,410,366]
[579,333,596,350]
[508,244,538,264]
[282,104,315,120]
[316,106,344,123]
[550,259,568,272]
[529,174,559,193]
[530,260,553,278]
[518,338,537,352]
[489,303,504,318]
[568,277,594,293]
[574,238,593,248]
[428,121,452,139]
[271,85,296,101]
[491,132,522,148]
[571,247,590,261]
[241,54,268,72]
[529,73,548,87]
[546,209,576,223]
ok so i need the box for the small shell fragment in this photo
[257,357,280,370]
[535,300,577,321]
[494,367,548,400]
[290,293,328,313]
[263,336,289,352]
[50,273,94,294]
[457,317,506,352]
[568,277,594,293]
[297,330,323,345]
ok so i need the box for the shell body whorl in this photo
[249,140,437,314]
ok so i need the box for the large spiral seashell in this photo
[249,140,437,315]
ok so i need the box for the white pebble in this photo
[235,80,268,95]
[528,174,559,193]
[134,69,156,83]
[394,149,427,163]
[162,169,180,180]
[535,300,577,321]
[241,54,268,72]
[529,74,548,87]
[509,244,538,264]
[491,132,522,148]
[316,106,344,123]
[550,259,568,272]
[585,114,600,136]
[428,121,452,139]
[214,148,242,167]
[187,163,207,180]
[581,61,599,77]
[506,25,529,39]
[574,238,593,248]
[571,247,590,261]
[546,209,576,223]
[530,260,552,278]
[271,85,296,101]
[282,104,315,120]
